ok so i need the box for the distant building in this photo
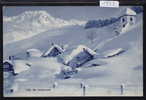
[63,45,97,68]
[3,60,14,72]
[26,49,43,57]
[43,44,64,57]
[114,8,136,33]
[3,59,31,75]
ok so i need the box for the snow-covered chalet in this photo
[114,8,136,33]
[3,59,31,75]
[3,60,14,72]
[63,45,97,68]
[43,44,65,57]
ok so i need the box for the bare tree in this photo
[86,30,97,43]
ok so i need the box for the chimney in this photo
[61,45,64,50]
[51,42,54,46]
[8,56,11,60]
[9,56,14,63]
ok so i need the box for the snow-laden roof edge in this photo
[3,60,13,65]
[123,8,136,16]
[26,48,42,53]
[102,48,124,57]
[64,45,97,64]
[43,44,64,56]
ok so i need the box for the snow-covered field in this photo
[3,6,143,97]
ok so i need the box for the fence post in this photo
[83,85,86,96]
[80,82,84,88]
[53,82,58,89]
[120,84,124,95]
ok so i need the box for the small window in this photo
[123,24,125,28]
[76,56,81,60]
[76,56,80,59]
[130,17,133,21]
[122,18,125,22]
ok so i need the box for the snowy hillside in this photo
[3,7,143,96]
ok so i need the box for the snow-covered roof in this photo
[26,48,43,57]
[122,8,136,16]
[13,60,30,74]
[3,60,13,65]
[27,49,41,53]
[3,59,31,74]
[64,45,96,64]
[102,48,124,57]
[43,44,64,56]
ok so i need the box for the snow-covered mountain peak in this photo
[4,11,58,28]
[21,10,57,24]
[3,10,86,44]
[4,10,52,23]
[22,10,49,16]
[4,10,86,26]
